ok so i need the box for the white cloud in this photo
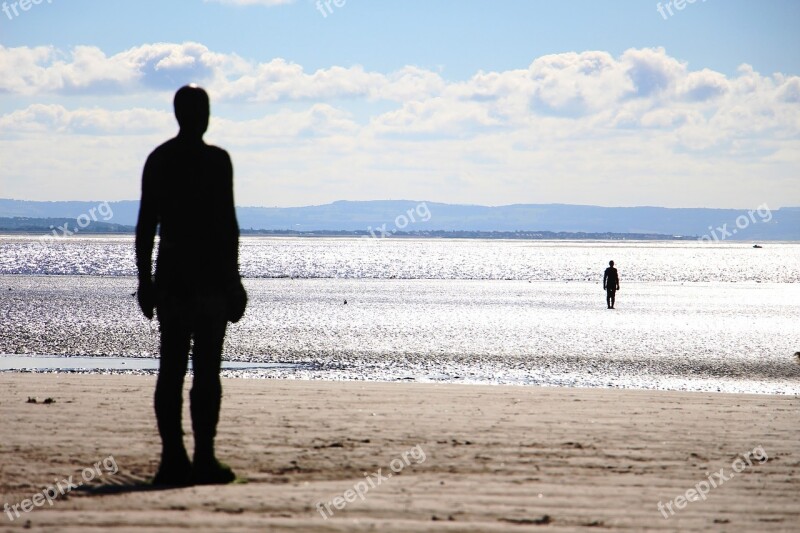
[0,43,229,94]
[1,43,798,208]
[0,105,172,135]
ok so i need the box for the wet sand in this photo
[0,374,798,532]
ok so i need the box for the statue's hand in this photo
[137,278,155,320]
[228,279,247,323]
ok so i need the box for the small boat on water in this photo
[753,244,763,248]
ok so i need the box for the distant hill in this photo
[0,199,797,240]
[0,217,133,234]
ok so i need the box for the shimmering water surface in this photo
[1,236,798,394]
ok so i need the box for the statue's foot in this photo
[193,457,236,485]
[152,449,192,487]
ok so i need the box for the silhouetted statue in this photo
[603,260,620,309]
[135,85,247,486]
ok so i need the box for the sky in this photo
[1,0,798,209]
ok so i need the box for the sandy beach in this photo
[0,374,798,532]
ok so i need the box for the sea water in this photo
[1,236,798,394]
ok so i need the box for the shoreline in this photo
[0,230,700,241]
[1,373,798,531]
[3,370,799,398]
[0,353,800,396]
[2,353,799,396]
[6,232,798,242]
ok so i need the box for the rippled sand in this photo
[1,374,798,531]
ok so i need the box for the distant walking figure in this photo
[136,85,247,486]
[603,260,620,309]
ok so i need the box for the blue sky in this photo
[1,0,799,208]
[5,1,799,79]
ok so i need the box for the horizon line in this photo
[1,198,797,212]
